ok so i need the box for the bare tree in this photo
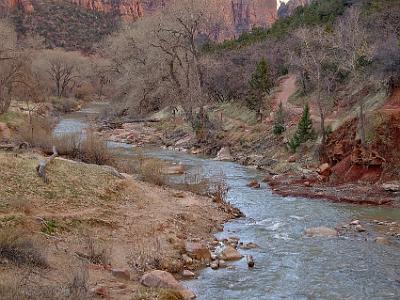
[334,7,373,146]
[48,56,78,97]
[0,20,24,115]
[290,26,337,148]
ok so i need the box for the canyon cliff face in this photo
[4,0,277,37]
[278,0,311,18]
[69,0,144,20]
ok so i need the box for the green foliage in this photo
[288,103,314,152]
[273,102,286,135]
[247,59,273,112]
[204,0,345,52]
[41,219,58,235]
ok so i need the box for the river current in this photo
[54,103,400,300]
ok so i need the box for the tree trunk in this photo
[359,101,366,146]
[36,146,58,183]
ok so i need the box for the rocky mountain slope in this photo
[2,0,278,47]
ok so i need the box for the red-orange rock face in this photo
[4,0,277,38]
[6,0,34,13]
[70,0,144,20]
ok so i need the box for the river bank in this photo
[97,116,400,208]
[0,150,242,299]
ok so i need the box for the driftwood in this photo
[36,146,58,183]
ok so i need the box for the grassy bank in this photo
[0,150,234,299]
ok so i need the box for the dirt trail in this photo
[272,74,300,111]
[0,122,11,140]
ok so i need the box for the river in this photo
[54,103,400,300]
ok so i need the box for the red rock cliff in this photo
[4,0,277,37]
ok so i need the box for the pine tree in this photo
[288,103,314,152]
[296,103,314,143]
[273,102,286,135]
[247,59,273,118]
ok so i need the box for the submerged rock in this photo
[247,180,261,189]
[246,255,255,268]
[239,242,259,250]
[304,227,338,237]
[210,261,219,270]
[374,237,391,245]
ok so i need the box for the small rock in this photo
[374,237,391,245]
[221,246,243,261]
[305,227,338,237]
[185,241,211,261]
[92,287,109,298]
[218,259,227,268]
[215,147,233,161]
[304,181,311,187]
[210,261,219,270]
[350,220,360,226]
[355,225,366,232]
[182,270,196,279]
[382,182,400,192]
[210,253,218,261]
[246,255,255,268]
[287,155,297,163]
[317,163,332,177]
[239,242,259,250]
[247,180,261,189]
[111,268,130,280]
[140,270,196,300]
[182,254,193,265]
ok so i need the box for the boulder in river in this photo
[304,227,338,237]
[214,147,233,161]
[247,180,261,189]
[210,261,219,270]
[246,255,255,268]
[239,242,259,250]
[140,270,196,299]
[182,270,196,279]
[220,246,243,261]
[374,237,391,245]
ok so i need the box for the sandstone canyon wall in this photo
[4,0,277,37]
[278,0,311,18]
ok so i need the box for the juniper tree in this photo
[288,103,314,152]
[247,58,273,120]
[273,102,286,135]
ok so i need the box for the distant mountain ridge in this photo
[2,0,279,44]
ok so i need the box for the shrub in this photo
[79,131,114,165]
[138,158,166,186]
[273,102,286,135]
[0,229,48,268]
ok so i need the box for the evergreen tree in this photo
[296,103,313,143]
[273,102,286,135]
[288,103,314,152]
[247,59,273,118]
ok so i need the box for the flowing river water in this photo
[54,103,400,300]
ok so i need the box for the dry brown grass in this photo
[138,158,167,186]
[0,228,48,268]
